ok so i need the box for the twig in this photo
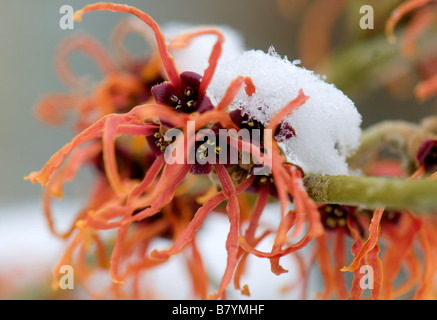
[305,174,437,213]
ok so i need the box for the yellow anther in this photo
[260,176,268,184]
[184,89,191,96]
[333,208,343,217]
[337,219,346,227]
[326,217,336,228]
[186,100,193,108]
[153,132,161,139]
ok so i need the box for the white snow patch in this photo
[207,48,362,175]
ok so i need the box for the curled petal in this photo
[270,210,298,275]
[35,94,82,125]
[168,28,224,98]
[151,191,226,261]
[265,89,308,132]
[414,224,436,299]
[74,2,182,87]
[26,113,155,187]
[416,74,437,101]
[333,230,348,299]
[238,233,312,259]
[186,239,208,299]
[234,230,270,296]
[401,7,436,58]
[103,115,127,195]
[130,103,188,128]
[271,148,290,216]
[150,176,254,261]
[286,164,323,238]
[315,235,334,299]
[382,214,422,299]
[52,232,82,290]
[386,0,436,44]
[393,251,422,297]
[341,208,384,272]
[128,153,165,202]
[110,17,156,68]
[109,224,130,285]
[348,216,365,300]
[215,164,236,198]
[298,0,347,68]
[55,33,118,88]
[215,76,255,112]
[214,195,240,300]
[365,244,383,300]
[129,163,192,224]
[44,142,101,238]
[26,117,107,186]
[244,185,270,244]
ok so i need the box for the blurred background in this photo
[0,0,436,299]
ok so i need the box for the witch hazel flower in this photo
[27,2,257,298]
[35,16,244,132]
[26,2,378,300]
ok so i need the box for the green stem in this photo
[304,175,437,213]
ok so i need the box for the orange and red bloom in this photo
[27,2,437,299]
